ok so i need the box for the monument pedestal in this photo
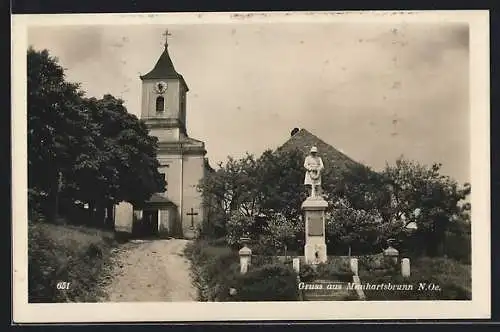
[301,196,328,264]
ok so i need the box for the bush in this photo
[207,237,228,247]
[200,208,228,239]
[358,253,399,276]
[249,235,280,256]
[225,212,254,246]
[360,256,471,300]
[299,264,319,282]
[443,227,471,264]
[411,257,471,296]
[316,261,354,282]
[262,213,303,254]
[251,255,279,266]
[231,263,299,301]
[28,189,48,222]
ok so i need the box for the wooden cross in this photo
[162,29,172,47]
[187,208,198,229]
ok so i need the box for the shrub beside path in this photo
[100,239,196,302]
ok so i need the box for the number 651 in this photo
[56,281,71,290]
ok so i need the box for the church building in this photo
[115,34,208,239]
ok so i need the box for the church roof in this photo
[140,46,189,91]
[276,128,361,174]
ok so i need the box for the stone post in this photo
[239,241,252,275]
[115,201,134,234]
[292,258,300,274]
[401,258,411,278]
[301,196,328,264]
[350,258,359,276]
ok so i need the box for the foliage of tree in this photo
[381,158,471,256]
[333,163,393,220]
[262,212,303,256]
[326,198,400,255]
[256,149,309,219]
[198,153,260,218]
[225,211,254,246]
[198,149,310,243]
[65,96,165,209]
[326,159,471,256]
[198,148,336,237]
[28,47,166,226]
[28,47,85,219]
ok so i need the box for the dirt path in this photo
[101,239,197,302]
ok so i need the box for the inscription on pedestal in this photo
[308,215,324,236]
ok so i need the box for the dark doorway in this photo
[132,210,159,238]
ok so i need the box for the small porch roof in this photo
[137,194,177,209]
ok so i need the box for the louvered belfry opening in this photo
[156,96,165,113]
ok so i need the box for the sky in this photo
[28,22,470,184]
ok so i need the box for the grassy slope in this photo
[28,220,118,303]
[184,239,237,301]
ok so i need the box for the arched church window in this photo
[156,96,165,113]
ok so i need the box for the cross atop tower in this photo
[162,29,172,48]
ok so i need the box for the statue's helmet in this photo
[310,146,318,153]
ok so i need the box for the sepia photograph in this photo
[12,11,490,322]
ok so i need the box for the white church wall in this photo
[158,206,177,237]
[150,127,180,142]
[115,201,134,233]
[181,155,205,233]
[163,157,182,209]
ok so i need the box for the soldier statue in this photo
[304,146,324,198]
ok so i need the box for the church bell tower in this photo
[140,31,188,141]
[139,31,207,239]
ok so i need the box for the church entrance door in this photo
[135,210,159,238]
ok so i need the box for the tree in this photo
[198,153,261,217]
[63,95,167,224]
[225,211,255,246]
[28,47,166,226]
[326,158,471,257]
[326,198,396,255]
[27,47,86,219]
[382,158,471,256]
[256,149,308,220]
[263,212,303,256]
[334,163,392,219]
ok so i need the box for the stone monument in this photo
[302,146,328,264]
